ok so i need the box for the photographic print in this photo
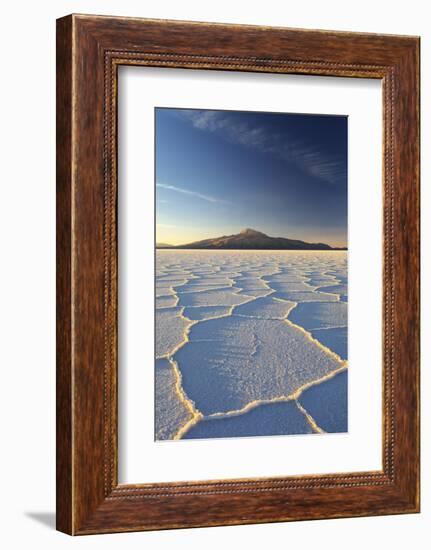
[155,107,348,441]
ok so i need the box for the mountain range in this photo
[156,229,345,250]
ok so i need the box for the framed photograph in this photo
[56,14,420,534]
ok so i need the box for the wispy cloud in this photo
[176,110,346,185]
[156,182,225,203]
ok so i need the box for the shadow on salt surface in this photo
[310,327,348,360]
[298,370,348,433]
[176,284,236,294]
[156,283,181,298]
[174,315,340,416]
[183,400,313,439]
[156,295,177,309]
[234,296,295,319]
[156,307,191,358]
[284,299,348,363]
[233,276,269,291]
[271,290,339,302]
[155,359,193,440]
[266,280,316,293]
[288,301,347,331]
[179,276,233,287]
[306,276,339,287]
[238,289,273,298]
[326,274,348,286]
[263,273,306,284]
[177,288,252,307]
[317,283,348,298]
[183,306,232,321]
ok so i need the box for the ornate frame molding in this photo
[57,15,419,534]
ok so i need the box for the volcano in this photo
[157,229,340,250]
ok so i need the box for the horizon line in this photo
[155,227,347,249]
[155,245,348,250]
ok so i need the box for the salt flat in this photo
[155,250,348,440]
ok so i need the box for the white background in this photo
[119,67,382,483]
[0,1,428,548]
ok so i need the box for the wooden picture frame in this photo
[56,14,420,535]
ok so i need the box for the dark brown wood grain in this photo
[56,14,420,535]
[56,15,73,535]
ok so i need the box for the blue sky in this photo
[155,108,347,247]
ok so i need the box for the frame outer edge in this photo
[56,14,74,535]
[57,14,421,534]
[392,38,420,511]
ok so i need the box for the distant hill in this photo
[156,229,343,250]
[156,242,174,248]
